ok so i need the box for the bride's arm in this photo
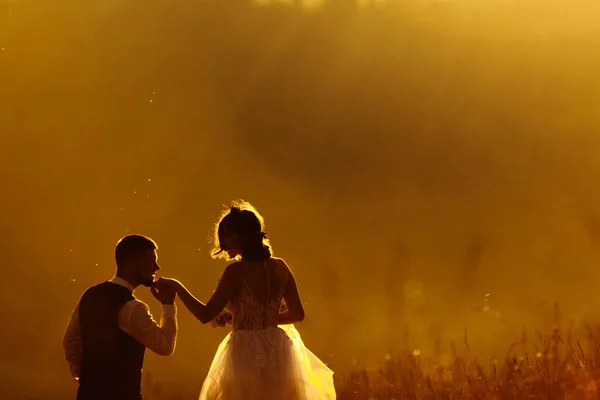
[277,260,305,325]
[158,264,239,324]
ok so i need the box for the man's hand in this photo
[151,282,176,305]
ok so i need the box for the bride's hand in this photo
[210,311,232,328]
[154,277,183,292]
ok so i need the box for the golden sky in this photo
[2,0,600,397]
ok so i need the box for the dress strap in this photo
[263,259,271,306]
[260,259,271,326]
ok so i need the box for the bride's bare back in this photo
[228,257,302,330]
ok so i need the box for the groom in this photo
[63,234,178,400]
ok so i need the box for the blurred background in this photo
[2,0,600,398]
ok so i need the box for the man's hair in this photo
[115,234,157,269]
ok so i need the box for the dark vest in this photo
[77,281,145,400]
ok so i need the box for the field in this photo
[135,324,600,399]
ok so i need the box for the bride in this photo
[156,200,335,399]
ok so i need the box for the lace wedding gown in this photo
[198,260,335,400]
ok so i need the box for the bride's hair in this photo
[211,200,272,261]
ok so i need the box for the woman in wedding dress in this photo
[156,200,335,400]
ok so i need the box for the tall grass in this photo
[333,324,600,399]
[138,324,600,399]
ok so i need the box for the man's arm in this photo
[118,300,178,356]
[62,301,83,380]
[156,263,239,324]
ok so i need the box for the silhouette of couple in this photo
[63,200,335,400]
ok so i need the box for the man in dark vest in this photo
[63,234,178,400]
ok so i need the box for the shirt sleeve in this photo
[62,301,83,380]
[118,300,178,356]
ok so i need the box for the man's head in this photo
[115,234,159,287]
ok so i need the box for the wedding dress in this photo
[198,260,335,400]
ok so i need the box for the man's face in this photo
[134,249,159,287]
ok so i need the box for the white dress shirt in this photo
[62,276,178,380]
